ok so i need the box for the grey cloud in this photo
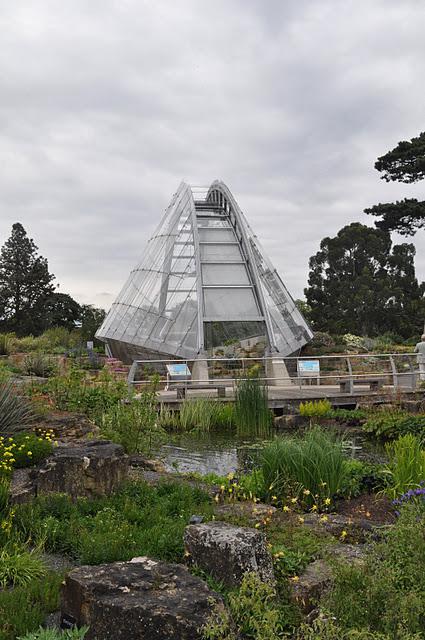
[0,0,424,308]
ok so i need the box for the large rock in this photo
[184,521,274,587]
[34,440,129,498]
[290,559,333,613]
[61,557,222,640]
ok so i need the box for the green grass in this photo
[384,434,425,499]
[261,428,349,508]
[13,480,213,565]
[0,572,63,640]
[234,377,272,437]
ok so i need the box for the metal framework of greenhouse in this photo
[96,181,313,364]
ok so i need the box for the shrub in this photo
[100,392,164,455]
[234,377,272,437]
[0,381,34,436]
[297,618,421,639]
[10,431,54,468]
[0,333,14,356]
[0,543,46,589]
[363,411,425,440]
[22,353,57,378]
[261,428,349,508]
[203,572,289,640]
[384,434,425,499]
[309,332,335,348]
[299,399,332,419]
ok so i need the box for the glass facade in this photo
[96,181,313,362]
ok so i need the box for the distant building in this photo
[96,181,312,363]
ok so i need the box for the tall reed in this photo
[261,428,348,506]
[384,434,425,499]
[178,399,234,432]
[234,377,272,437]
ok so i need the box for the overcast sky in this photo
[0,0,424,310]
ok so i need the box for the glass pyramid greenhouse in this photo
[96,181,312,363]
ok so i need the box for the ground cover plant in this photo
[13,480,213,565]
[363,410,425,440]
[18,629,88,640]
[318,503,425,638]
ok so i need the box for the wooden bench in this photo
[174,384,227,399]
[339,377,385,393]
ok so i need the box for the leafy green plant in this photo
[100,391,164,455]
[261,428,349,508]
[18,627,89,639]
[384,434,425,498]
[203,572,288,640]
[299,399,332,419]
[0,543,46,589]
[363,411,425,440]
[178,399,234,432]
[0,381,34,436]
[234,377,272,437]
[22,353,57,378]
[0,333,14,356]
[11,432,53,468]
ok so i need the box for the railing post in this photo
[127,360,138,393]
[389,355,398,390]
[346,357,354,395]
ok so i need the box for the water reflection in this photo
[158,429,386,476]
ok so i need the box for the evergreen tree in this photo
[365,131,425,235]
[42,292,82,331]
[0,223,56,335]
[304,223,425,338]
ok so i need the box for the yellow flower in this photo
[320,515,328,523]
[311,505,318,511]
[214,494,219,503]
[271,495,277,501]
[254,523,261,528]
[303,489,311,496]
[291,497,297,504]
[298,516,305,524]
[290,576,299,582]
[283,505,290,512]
[27,451,33,456]
[340,530,347,539]
[220,485,225,492]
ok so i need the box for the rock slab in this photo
[184,520,274,587]
[61,557,222,640]
[35,440,129,498]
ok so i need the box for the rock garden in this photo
[1,338,425,639]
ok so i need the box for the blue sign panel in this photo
[166,364,191,380]
[298,360,320,376]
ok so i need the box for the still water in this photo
[158,429,385,476]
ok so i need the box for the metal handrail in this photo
[127,352,420,395]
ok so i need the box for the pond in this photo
[158,428,386,476]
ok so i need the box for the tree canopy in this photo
[365,131,425,235]
[304,223,425,337]
[0,223,56,335]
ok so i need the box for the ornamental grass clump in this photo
[234,376,272,437]
[384,434,425,499]
[261,428,349,508]
[0,332,14,356]
[0,381,34,436]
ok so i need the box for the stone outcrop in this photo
[34,440,129,499]
[10,440,128,503]
[291,559,333,613]
[302,512,389,542]
[214,501,276,525]
[184,521,274,587]
[61,557,222,640]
